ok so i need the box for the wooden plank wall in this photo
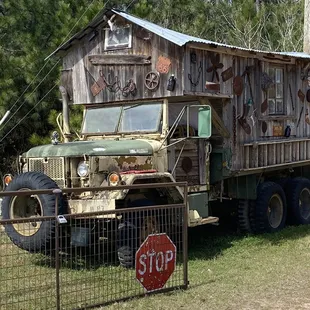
[184,46,310,171]
[61,20,184,104]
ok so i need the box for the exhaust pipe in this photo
[59,86,70,143]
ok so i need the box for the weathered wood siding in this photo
[61,19,184,104]
[183,46,310,172]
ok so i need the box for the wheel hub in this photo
[267,194,283,229]
[10,189,43,237]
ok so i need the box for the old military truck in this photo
[4,9,310,266]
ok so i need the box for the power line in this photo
[0,83,58,143]
[1,0,105,129]
[0,58,61,132]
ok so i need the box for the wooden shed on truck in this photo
[50,8,310,206]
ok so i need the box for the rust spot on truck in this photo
[116,156,153,171]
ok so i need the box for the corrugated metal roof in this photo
[46,8,310,60]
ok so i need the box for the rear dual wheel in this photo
[285,178,310,225]
[238,181,287,234]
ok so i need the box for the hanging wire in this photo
[1,0,108,130]
[0,83,58,143]
[0,59,61,132]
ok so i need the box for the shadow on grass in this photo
[32,246,119,270]
[188,211,310,261]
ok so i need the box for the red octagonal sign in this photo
[135,233,177,292]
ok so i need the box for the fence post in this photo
[53,188,62,310]
[182,184,188,289]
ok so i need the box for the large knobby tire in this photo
[285,177,310,225]
[237,199,255,233]
[1,172,62,253]
[117,199,158,268]
[255,181,287,233]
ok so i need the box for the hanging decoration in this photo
[188,61,202,87]
[273,125,283,136]
[261,72,274,91]
[167,75,176,91]
[288,84,295,111]
[237,99,253,135]
[297,107,304,128]
[261,99,268,113]
[221,67,234,82]
[190,51,197,64]
[122,79,137,97]
[262,121,268,134]
[242,66,255,103]
[233,76,243,96]
[145,71,160,91]
[156,56,171,74]
[307,89,310,103]
[298,89,305,103]
[232,105,237,146]
[207,53,223,82]
[306,109,310,125]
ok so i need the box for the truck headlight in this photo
[22,163,28,173]
[77,162,89,177]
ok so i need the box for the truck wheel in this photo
[117,199,158,268]
[237,199,255,233]
[286,178,310,225]
[1,172,62,253]
[255,182,287,233]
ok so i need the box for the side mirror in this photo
[198,106,212,138]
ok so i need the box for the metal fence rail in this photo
[0,182,188,309]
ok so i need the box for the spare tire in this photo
[1,172,63,253]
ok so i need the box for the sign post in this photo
[135,233,177,292]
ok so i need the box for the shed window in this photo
[268,67,284,115]
[104,25,132,50]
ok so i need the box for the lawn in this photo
[2,223,310,309]
[105,224,310,310]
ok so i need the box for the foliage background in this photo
[0,0,304,175]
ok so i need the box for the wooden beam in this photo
[89,54,152,65]
[184,91,232,99]
[199,98,230,138]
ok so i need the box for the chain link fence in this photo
[0,182,188,309]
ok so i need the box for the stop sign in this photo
[135,233,177,292]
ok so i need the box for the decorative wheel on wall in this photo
[145,71,160,91]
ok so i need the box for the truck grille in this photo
[28,157,65,188]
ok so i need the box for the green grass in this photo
[105,225,310,310]
[2,225,310,309]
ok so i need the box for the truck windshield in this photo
[82,102,162,134]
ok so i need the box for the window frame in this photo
[104,24,132,51]
[267,66,285,115]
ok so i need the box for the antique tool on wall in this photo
[306,109,310,125]
[145,71,160,91]
[262,121,268,134]
[188,61,202,87]
[289,84,295,111]
[207,53,223,82]
[261,98,268,113]
[261,72,274,91]
[221,67,233,82]
[84,66,106,97]
[233,76,243,96]
[307,89,310,103]
[156,56,171,74]
[237,99,252,135]
[298,89,305,103]
[232,105,237,146]
[242,65,255,103]
[122,79,137,97]
[297,106,304,128]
